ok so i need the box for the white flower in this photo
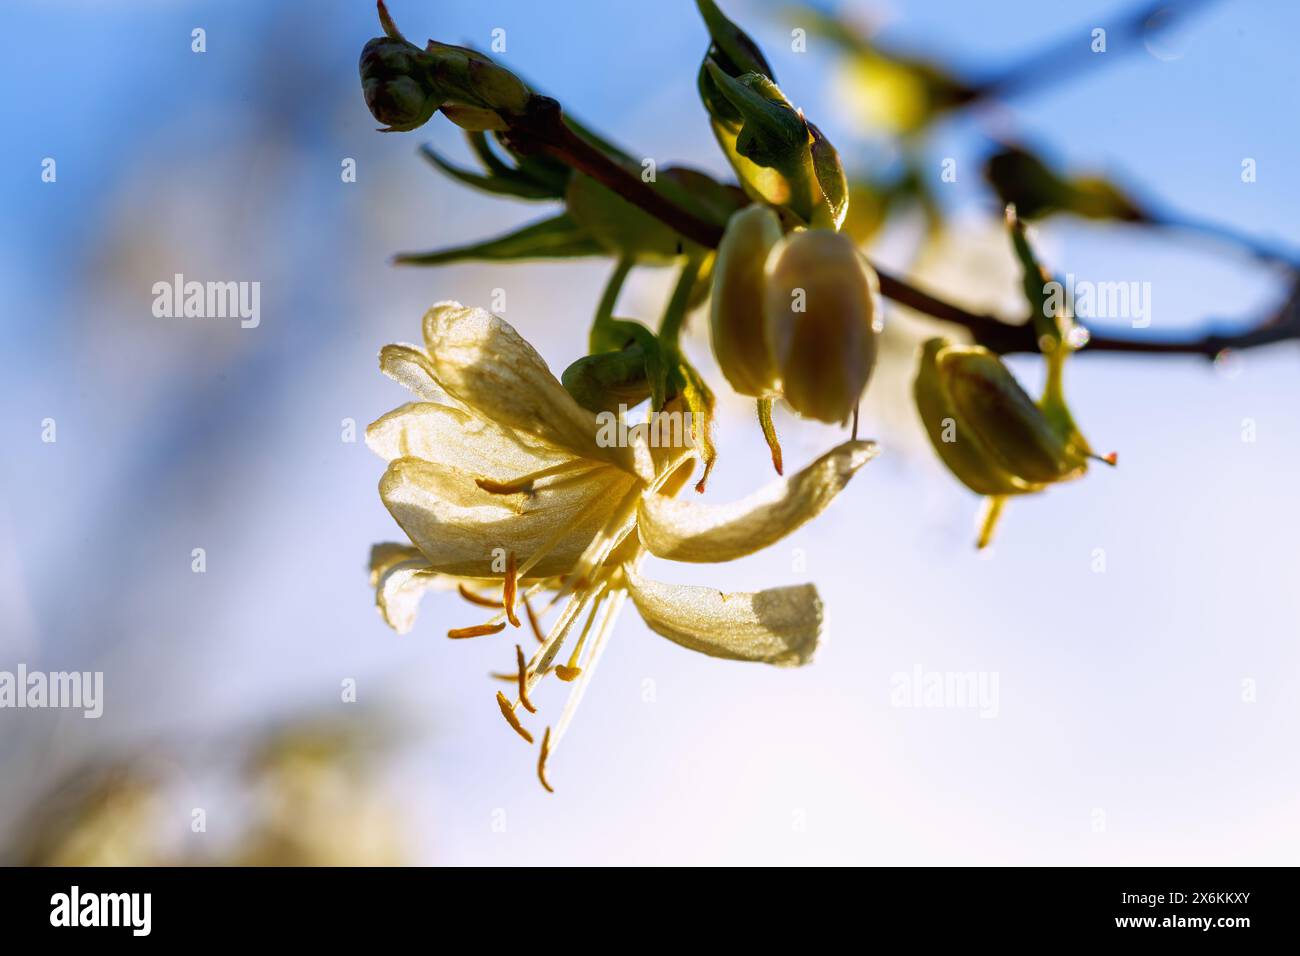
[368,302,876,789]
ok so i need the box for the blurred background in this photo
[2,0,1298,865]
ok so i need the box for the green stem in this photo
[589,257,634,353]
[658,254,705,349]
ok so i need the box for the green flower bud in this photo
[937,347,1089,484]
[359,6,531,133]
[698,64,847,229]
[985,145,1145,223]
[561,346,653,415]
[696,0,773,79]
[913,337,1113,548]
[695,0,775,129]
[913,339,1038,497]
[705,65,808,171]
[764,229,881,424]
[425,41,531,117]
[710,205,784,397]
[694,1,849,227]
[360,37,441,132]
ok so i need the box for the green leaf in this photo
[565,173,691,261]
[419,144,558,200]
[394,213,604,265]
[808,122,848,229]
[465,130,519,178]
[696,0,774,79]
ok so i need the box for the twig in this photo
[500,93,1297,360]
[969,0,1218,102]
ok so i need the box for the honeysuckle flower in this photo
[367,302,876,790]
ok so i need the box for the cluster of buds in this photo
[711,205,882,428]
[359,1,531,132]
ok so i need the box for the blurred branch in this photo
[969,0,1218,102]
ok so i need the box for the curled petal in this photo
[369,542,424,586]
[366,401,568,478]
[374,558,444,634]
[637,440,877,562]
[421,302,631,468]
[379,344,445,401]
[624,568,821,667]
[380,457,636,577]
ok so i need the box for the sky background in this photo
[1,0,1298,864]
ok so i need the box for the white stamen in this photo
[550,588,628,754]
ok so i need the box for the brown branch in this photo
[507,96,725,248]
[503,95,1298,360]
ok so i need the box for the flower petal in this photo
[369,542,424,586]
[366,401,568,478]
[637,439,877,563]
[380,456,637,577]
[374,558,444,635]
[379,344,445,401]
[624,568,822,666]
[421,302,631,468]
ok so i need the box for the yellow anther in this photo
[537,727,555,793]
[457,584,500,608]
[503,551,521,628]
[515,644,536,714]
[496,691,534,744]
[448,622,506,640]
[555,665,582,682]
[491,665,552,682]
[523,595,545,644]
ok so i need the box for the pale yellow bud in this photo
[709,205,784,397]
[763,229,881,423]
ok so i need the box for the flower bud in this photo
[360,37,441,132]
[913,339,1037,497]
[985,145,1145,223]
[359,7,531,134]
[696,0,775,128]
[425,41,531,117]
[936,346,1088,484]
[710,205,783,397]
[561,347,652,415]
[763,229,881,423]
